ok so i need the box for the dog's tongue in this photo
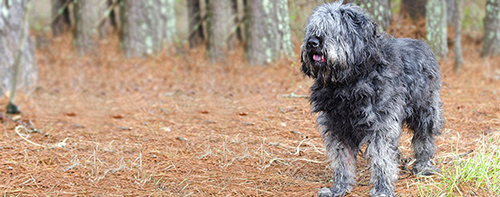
[313,54,325,62]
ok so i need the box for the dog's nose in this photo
[307,37,320,48]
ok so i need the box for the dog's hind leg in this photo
[409,103,442,176]
[318,134,358,197]
[366,121,401,197]
[411,130,439,176]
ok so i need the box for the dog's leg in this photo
[366,122,400,197]
[411,131,439,176]
[318,135,358,197]
[409,103,442,176]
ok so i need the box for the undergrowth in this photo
[418,136,500,196]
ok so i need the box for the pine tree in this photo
[245,0,293,65]
[426,0,448,60]
[483,0,500,57]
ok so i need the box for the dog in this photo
[300,1,444,196]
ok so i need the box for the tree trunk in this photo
[445,0,456,28]
[51,0,71,37]
[453,0,463,72]
[482,0,500,57]
[188,0,205,48]
[74,0,105,55]
[0,0,37,97]
[120,0,177,58]
[245,0,294,66]
[426,0,447,60]
[207,0,237,62]
[233,0,244,42]
[346,0,392,31]
[401,0,426,21]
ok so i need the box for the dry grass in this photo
[1,25,500,196]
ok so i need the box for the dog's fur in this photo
[300,2,443,196]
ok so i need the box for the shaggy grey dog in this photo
[300,1,443,197]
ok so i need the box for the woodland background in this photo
[0,0,499,196]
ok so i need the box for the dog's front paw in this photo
[370,189,395,197]
[318,186,349,197]
[412,163,440,176]
[370,184,395,197]
[371,193,395,197]
[318,187,334,197]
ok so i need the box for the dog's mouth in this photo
[312,53,325,63]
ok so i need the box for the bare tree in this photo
[482,0,500,57]
[401,0,426,21]
[426,0,447,60]
[233,0,245,42]
[107,0,118,29]
[188,0,205,48]
[0,0,37,113]
[51,0,72,37]
[120,0,177,58]
[207,0,237,62]
[245,0,294,66]
[345,0,392,31]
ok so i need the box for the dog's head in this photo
[301,1,379,83]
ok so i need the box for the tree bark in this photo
[0,0,37,97]
[401,0,426,21]
[346,0,392,31]
[245,0,294,66]
[445,0,456,28]
[453,0,463,72]
[482,0,500,57]
[188,0,205,48]
[207,0,237,62]
[120,0,177,58]
[426,0,447,60]
[74,0,105,55]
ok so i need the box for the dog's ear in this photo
[341,7,378,38]
[364,19,379,38]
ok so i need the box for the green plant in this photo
[418,136,500,196]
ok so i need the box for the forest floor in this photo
[1,31,500,196]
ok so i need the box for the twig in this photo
[95,0,120,29]
[0,112,48,136]
[187,15,209,39]
[446,149,474,165]
[292,139,307,155]
[280,86,310,98]
[48,0,72,28]
[15,125,68,149]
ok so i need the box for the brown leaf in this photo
[200,110,209,114]
[64,112,76,116]
[238,112,248,116]
[112,114,124,119]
